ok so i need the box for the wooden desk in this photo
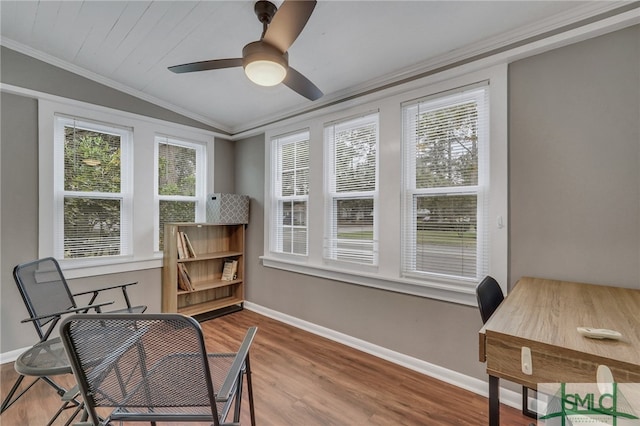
[479,277,640,425]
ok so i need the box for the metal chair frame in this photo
[60,313,257,426]
[1,257,147,423]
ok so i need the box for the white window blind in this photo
[324,113,379,265]
[54,116,132,259]
[271,131,310,256]
[402,84,489,282]
[155,136,205,251]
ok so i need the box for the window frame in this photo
[270,130,310,257]
[38,98,216,278]
[401,85,489,285]
[154,135,207,252]
[323,112,380,267]
[52,115,134,261]
[263,64,508,306]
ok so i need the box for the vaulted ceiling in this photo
[0,1,631,134]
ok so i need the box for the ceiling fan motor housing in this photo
[242,41,289,86]
[242,41,288,69]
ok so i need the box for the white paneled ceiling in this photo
[0,1,633,134]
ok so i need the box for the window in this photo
[54,115,132,259]
[271,131,310,256]
[41,98,217,277]
[324,113,379,265]
[263,65,507,305]
[155,136,206,251]
[402,84,489,282]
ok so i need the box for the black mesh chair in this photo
[476,275,504,324]
[1,257,147,422]
[476,275,536,419]
[60,313,257,426]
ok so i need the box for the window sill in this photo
[59,255,163,279]
[260,255,478,306]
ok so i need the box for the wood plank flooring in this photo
[1,309,533,425]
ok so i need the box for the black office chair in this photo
[61,313,257,426]
[476,275,504,324]
[0,257,147,422]
[476,275,537,419]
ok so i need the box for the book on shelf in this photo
[177,263,194,291]
[176,231,196,259]
[176,231,186,259]
[183,263,194,288]
[221,260,238,281]
[182,232,196,258]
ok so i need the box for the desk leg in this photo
[489,375,500,426]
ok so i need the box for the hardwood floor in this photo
[1,309,533,425]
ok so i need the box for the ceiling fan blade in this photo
[283,66,323,101]
[263,0,316,53]
[168,58,243,74]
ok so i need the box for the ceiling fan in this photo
[168,0,323,101]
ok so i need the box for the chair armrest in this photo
[72,281,138,297]
[74,282,140,310]
[216,326,258,401]
[20,301,115,323]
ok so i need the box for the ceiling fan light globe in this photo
[245,60,287,86]
[242,41,288,87]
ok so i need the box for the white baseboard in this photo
[1,303,523,411]
[244,301,523,410]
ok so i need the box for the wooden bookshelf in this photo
[162,223,245,317]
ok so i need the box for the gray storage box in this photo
[206,193,250,224]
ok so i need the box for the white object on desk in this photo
[596,364,615,395]
[521,346,533,375]
[577,327,622,340]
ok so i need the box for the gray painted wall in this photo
[510,25,640,289]
[1,93,41,352]
[234,134,265,304]
[0,92,166,352]
[1,25,638,388]
[235,25,640,383]
[0,50,234,353]
[213,137,236,194]
[1,46,226,134]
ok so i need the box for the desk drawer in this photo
[485,334,640,389]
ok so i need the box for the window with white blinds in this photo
[402,84,489,282]
[263,67,506,304]
[324,113,379,265]
[271,131,310,256]
[155,136,205,251]
[54,116,132,259]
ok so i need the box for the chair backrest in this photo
[476,275,505,324]
[60,313,220,425]
[13,257,77,340]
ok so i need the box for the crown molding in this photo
[1,82,228,141]
[230,1,639,136]
[0,38,233,135]
[2,1,637,138]
[359,1,637,91]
